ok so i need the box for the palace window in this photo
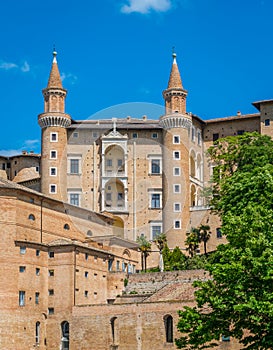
[152,132,158,139]
[174,184,181,193]
[20,246,26,255]
[49,184,57,194]
[70,193,80,206]
[48,308,54,315]
[174,220,181,229]
[48,289,54,296]
[19,266,26,273]
[150,224,162,240]
[174,203,181,212]
[151,193,161,209]
[48,270,54,277]
[151,159,161,174]
[70,159,79,174]
[173,167,180,176]
[19,291,25,306]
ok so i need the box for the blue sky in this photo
[0,0,272,155]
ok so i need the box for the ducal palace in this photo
[0,51,271,349]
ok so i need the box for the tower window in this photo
[50,150,57,159]
[197,131,201,145]
[173,151,180,160]
[152,132,158,139]
[48,270,54,277]
[173,167,180,176]
[20,246,26,255]
[265,119,270,126]
[173,135,180,144]
[50,167,57,176]
[48,308,54,315]
[49,251,54,258]
[164,315,173,343]
[35,292,40,304]
[174,184,181,193]
[191,127,195,141]
[216,227,222,238]
[49,184,57,193]
[174,203,181,212]
[50,132,58,142]
[132,133,138,138]
[174,220,181,229]
[28,214,35,221]
[36,268,40,276]
[35,321,40,345]
[19,266,26,273]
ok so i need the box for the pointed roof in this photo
[47,50,63,89]
[167,52,183,89]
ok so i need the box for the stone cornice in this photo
[38,113,71,128]
[159,114,192,129]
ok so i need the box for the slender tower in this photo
[160,52,192,249]
[38,50,71,201]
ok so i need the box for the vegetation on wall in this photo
[176,132,273,349]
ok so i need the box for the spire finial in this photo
[52,46,57,63]
[172,47,177,63]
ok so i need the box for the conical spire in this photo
[47,49,63,89]
[167,52,183,89]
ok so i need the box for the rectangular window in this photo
[48,308,54,315]
[70,193,79,206]
[237,130,245,135]
[117,159,123,167]
[197,131,201,145]
[117,192,123,200]
[173,151,180,160]
[106,193,112,201]
[151,159,160,174]
[48,289,54,296]
[35,166,39,172]
[151,225,161,240]
[106,159,112,167]
[19,291,25,306]
[265,119,270,126]
[174,220,181,229]
[174,203,181,212]
[36,250,40,257]
[20,246,26,255]
[173,135,180,144]
[48,251,54,258]
[35,292,40,305]
[50,167,57,176]
[84,290,88,297]
[151,193,161,208]
[19,266,26,273]
[50,132,58,142]
[49,184,57,194]
[36,268,40,276]
[50,150,57,159]
[216,227,222,238]
[48,270,54,277]
[132,133,138,138]
[213,133,219,142]
[70,159,79,174]
[85,271,88,278]
[2,163,6,170]
[152,132,158,139]
[73,132,79,138]
[85,253,89,260]
[174,184,181,193]
[116,260,120,271]
[93,132,98,138]
[191,127,195,141]
[174,167,180,176]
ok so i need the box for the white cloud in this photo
[61,72,78,85]
[21,61,30,73]
[0,61,18,70]
[121,0,172,14]
[23,139,39,147]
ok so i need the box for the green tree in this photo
[185,228,200,257]
[136,235,151,272]
[198,224,211,256]
[176,133,273,349]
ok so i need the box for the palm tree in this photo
[199,224,211,255]
[136,235,151,272]
[185,228,200,257]
[154,233,167,272]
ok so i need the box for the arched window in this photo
[164,315,173,343]
[110,317,117,344]
[28,214,35,221]
[61,321,69,350]
[87,230,92,237]
[64,224,70,230]
[35,321,40,345]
